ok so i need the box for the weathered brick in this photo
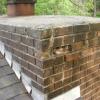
[74,33,86,42]
[72,41,85,51]
[21,59,28,69]
[52,73,63,82]
[13,48,23,59]
[28,47,34,56]
[34,39,50,51]
[53,56,64,65]
[64,52,81,61]
[22,67,37,81]
[27,28,52,39]
[23,54,36,65]
[54,81,62,90]
[53,64,63,74]
[28,63,43,77]
[74,24,89,33]
[53,37,63,47]
[5,44,13,53]
[16,27,27,35]
[1,31,12,39]
[64,69,72,78]
[36,58,53,68]
[54,26,73,37]
[12,33,21,42]
[21,36,34,47]
[0,25,15,33]
[48,87,64,99]
[37,77,52,86]
[54,27,66,37]
[43,67,53,77]
[44,84,54,93]
[40,29,52,39]
[90,23,100,31]
[63,77,72,86]
[64,35,74,44]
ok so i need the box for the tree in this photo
[0,0,7,14]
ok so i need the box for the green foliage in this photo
[35,0,94,16]
[84,0,94,16]
[0,0,7,14]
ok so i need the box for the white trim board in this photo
[52,86,80,100]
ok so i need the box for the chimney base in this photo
[7,4,35,16]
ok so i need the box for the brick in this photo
[63,85,72,92]
[36,58,53,68]
[27,28,42,39]
[53,56,64,65]
[48,87,64,99]
[28,63,43,77]
[21,36,34,47]
[21,59,28,69]
[27,47,34,56]
[54,81,62,90]
[37,77,52,86]
[43,67,53,77]
[90,23,100,31]
[64,35,74,44]
[13,49,23,59]
[27,28,52,39]
[71,80,80,87]
[22,67,37,81]
[11,42,28,53]
[44,84,54,93]
[40,29,52,39]
[74,24,89,33]
[87,32,96,39]
[0,25,15,33]
[53,64,63,74]
[2,31,12,39]
[54,26,73,37]
[74,33,86,42]
[63,77,72,86]
[12,33,21,42]
[5,45,13,53]
[64,69,72,78]
[72,41,85,51]
[72,73,81,81]
[16,27,27,35]
[34,39,50,51]
[32,80,44,92]
[64,52,81,61]
[23,54,36,65]
[12,54,21,64]
[18,43,28,53]
[53,37,63,47]
[52,73,63,82]
[54,27,66,37]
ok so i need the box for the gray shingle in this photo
[0,55,32,100]
[9,94,32,100]
[0,65,14,78]
[0,74,19,89]
[0,83,27,100]
[0,59,8,67]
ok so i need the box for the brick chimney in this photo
[7,0,36,16]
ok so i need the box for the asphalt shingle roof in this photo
[0,58,32,100]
